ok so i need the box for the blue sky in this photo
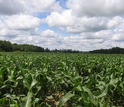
[56,0,68,9]
[0,0,124,51]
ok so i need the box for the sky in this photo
[0,0,124,51]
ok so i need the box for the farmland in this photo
[0,52,124,107]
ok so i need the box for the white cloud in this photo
[67,0,124,17]
[107,16,124,28]
[67,17,108,33]
[0,0,25,15]
[2,28,124,51]
[41,30,59,38]
[9,30,63,49]
[112,28,124,41]
[44,10,76,27]
[36,30,111,51]
[80,30,111,40]
[45,11,124,34]
[21,0,62,13]
[0,28,8,36]
[45,10,109,33]
[0,20,8,36]
[4,14,41,30]
[112,34,124,41]
[1,0,124,51]
[0,0,62,15]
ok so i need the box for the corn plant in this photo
[0,53,124,106]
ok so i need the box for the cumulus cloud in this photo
[67,0,124,17]
[67,17,108,33]
[41,30,57,37]
[0,0,25,15]
[45,10,124,33]
[0,0,62,15]
[2,28,124,51]
[4,14,41,30]
[44,10,109,33]
[9,30,64,49]
[44,10,76,27]
[1,0,124,51]
[0,20,8,36]
[0,14,41,38]
[20,0,62,13]
[0,28,8,36]
[36,30,112,51]
[107,16,124,28]
[112,34,124,41]
[112,29,124,41]
[45,9,124,35]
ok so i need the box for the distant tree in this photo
[90,47,124,54]
[45,48,50,52]
[0,40,45,52]
[0,40,13,51]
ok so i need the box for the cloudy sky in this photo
[0,0,124,51]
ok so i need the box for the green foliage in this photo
[0,53,124,107]
[90,47,124,54]
[0,40,45,52]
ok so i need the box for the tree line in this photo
[1,40,124,53]
[0,40,80,53]
[0,40,45,52]
[89,47,124,54]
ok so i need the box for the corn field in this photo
[0,52,124,107]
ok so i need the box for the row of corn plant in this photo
[0,52,124,107]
